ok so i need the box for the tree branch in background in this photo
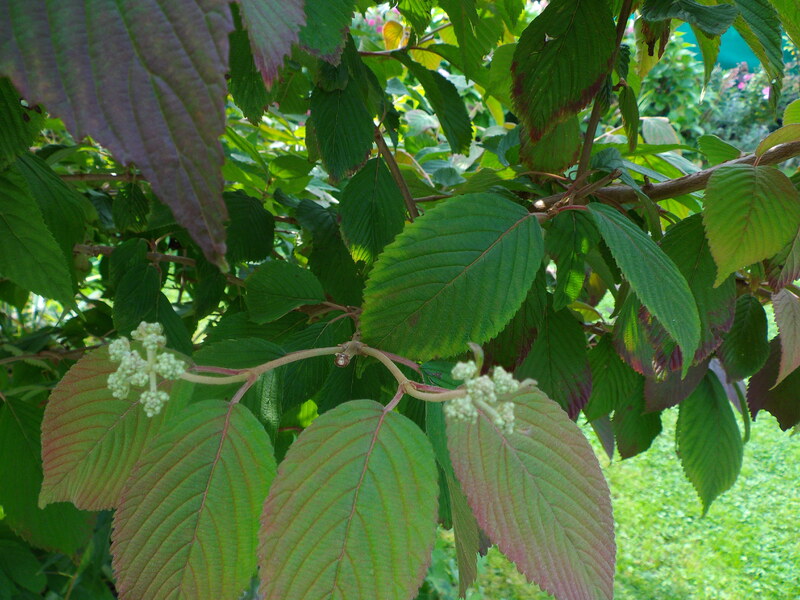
[538,141,800,210]
[375,128,419,220]
[59,172,139,183]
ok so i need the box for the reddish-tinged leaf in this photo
[112,402,275,600]
[644,358,710,413]
[772,289,800,387]
[40,348,189,510]
[747,339,800,430]
[0,1,232,267]
[764,227,800,290]
[236,0,304,86]
[259,400,438,600]
[717,294,770,381]
[446,387,615,600]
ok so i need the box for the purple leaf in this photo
[236,0,304,86]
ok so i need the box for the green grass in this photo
[424,409,800,600]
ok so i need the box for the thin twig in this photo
[0,344,103,366]
[375,128,419,220]
[576,0,635,178]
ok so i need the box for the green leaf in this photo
[0,540,45,593]
[644,358,709,412]
[259,400,438,600]
[361,193,544,360]
[588,203,701,374]
[224,192,275,264]
[298,0,355,61]
[733,0,783,106]
[0,396,94,554]
[755,124,800,157]
[398,0,433,35]
[659,214,736,364]
[113,264,193,355]
[698,134,741,165]
[516,302,592,418]
[511,0,616,143]
[717,294,770,381]
[236,0,304,85]
[0,1,233,267]
[402,59,472,154]
[113,182,150,233]
[246,260,325,324]
[690,24,720,85]
[340,157,406,263]
[446,386,615,600]
[0,78,44,169]
[437,0,496,80]
[747,338,800,430]
[205,310,307,345]
[677,371,743,515]
[112,402,276,600]
[784,99,800,125]
[546,210,599,311]
[703,165,800,286]
[228,18,270,124]
[309,82,374,180]
[519,117,581,173]
[618,86,640,152]
[613,381,662,459]
[0,166,73,305]
[585,336,644,421]
[772,289,800,387]
[771,0,800,46]
[641,0,738,36]
[40,348,190,510]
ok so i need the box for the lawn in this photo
[422,409,800,599]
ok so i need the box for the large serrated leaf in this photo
[584,335,643,421]
[298,0,355,61]
[259,400,438,600]
[677,371,743,515]
[339,157,406,263]
[734,0,783,106]
[764,228,800,290]
[0,0,232,267]
[772,289,800,387]
[703,165,800,286]
[446,387,615,600]
[0,166,73,304]
[511,0,616,143]
[111,401,275,600]
[546,211,599,311]
[772,0,800,46]
[236,0,304,85]
[361,193,543,360]
[40,348,189,510]
[613,382,662,459]
[641,0,738,36]
[589,203,700,374]
[516,302,591,418]
[0,396,95,555]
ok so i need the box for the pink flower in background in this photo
[762,86,771,100]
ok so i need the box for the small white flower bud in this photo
[451,361,477,382]
[492,367,520,396]
[139,389,170,417]
[155,353,186,379]
[466,375,496,404]
[108,338,130,362]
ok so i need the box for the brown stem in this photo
[537,140,800,209]
[576,0,635,178]
[375,128,419,220]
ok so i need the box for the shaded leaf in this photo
[589,203,700,373]
[585,336,643,421]
[361,193,544,360]
[112,402,275,600]
[245,261,325,324]
[644,358,709,412]
[698,134,740,165]
[398,0,433,35]
[771,0,800,47]
[772,289,800,387]
[641,0,738,36]
[511,0,616,143]
[228,16,270,124]
[677,371,743,515]
[717,294,770,381]
[733,0,783,107]
[446,387,615,600]
[516,302,591,418]
[0,396,94,554]
[0,78,44,169]
[613,381,662,459]
[340,157,406,263]
[224,192,275,264]
[764,228,800,290]
[298,0,355,62]
[40,348,190,510]
[546,210,599,312]
[0,166,73,304]
[0,1,233,266]
[747,339,800,430]
[0,540,46,593]
[259,400,438,600]
[518,118,581,173]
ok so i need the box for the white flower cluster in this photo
[107,322,185,417]
[444,361,520,435]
